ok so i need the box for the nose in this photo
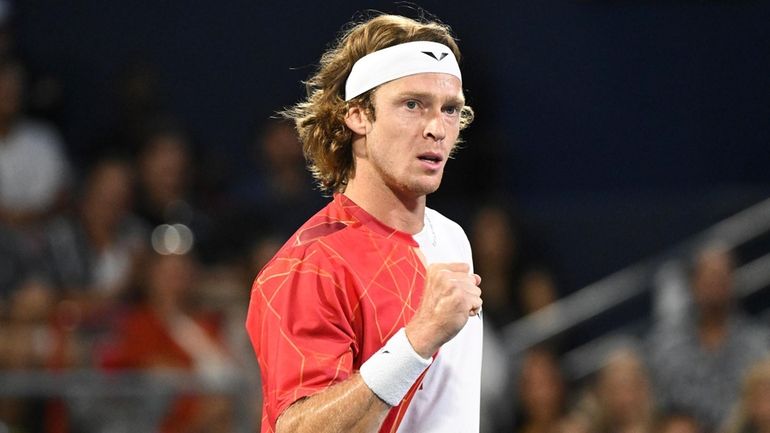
[423,110,446,142]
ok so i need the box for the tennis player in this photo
[246,13,482,433]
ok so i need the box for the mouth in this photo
[417,152,444,165]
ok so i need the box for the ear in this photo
[344,105,370,136]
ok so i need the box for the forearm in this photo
[276,373,390,433]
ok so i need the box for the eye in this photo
[443,105,460,116]
[405,100,419,110]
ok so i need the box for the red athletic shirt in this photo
[246,194,428,433]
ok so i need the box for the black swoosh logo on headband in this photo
[422,51,449,61]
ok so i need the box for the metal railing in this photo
[502,196,770,373]
[0,369,258,432]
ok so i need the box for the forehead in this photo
[374,72,464,100]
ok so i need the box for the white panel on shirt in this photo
[398,207,482,433]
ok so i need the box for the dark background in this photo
[11,0,770,292]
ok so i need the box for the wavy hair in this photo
[281,13,474,194]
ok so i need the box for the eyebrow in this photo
[396,91,465,106]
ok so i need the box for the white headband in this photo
[344,41,462,101]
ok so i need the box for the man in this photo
[0,56,71,229]
[647,244,768,431]
[246,13,483,433]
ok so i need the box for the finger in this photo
[471,298,483,314]
[430,262,470,274]
[473,273,481,286]
[469,305,482,317]
[463,285,482,297]
[446,273,476,284]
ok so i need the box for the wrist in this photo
[404,322,439,359]
[359,328,432,406]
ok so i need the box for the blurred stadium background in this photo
[1,1,769,432]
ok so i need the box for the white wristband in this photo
[359,328,433,406]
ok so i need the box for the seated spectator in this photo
[571,346,656,433]
[0,279,56,369]
[470,203,526,328]
[514,347,568,433]
[724,358,770,433]
[646,244,769,432]
[469,202,559,329]
[0,279,57,433]
[135,120,194,226]
[43,157,147,317]
[227,118,325,237]
[0,56,71,233]
[134,120,218,261]
[103,251,237,433]
[519,267,560,316]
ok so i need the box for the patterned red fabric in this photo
[246,194,429,433]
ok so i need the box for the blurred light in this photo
[151,223,194,255]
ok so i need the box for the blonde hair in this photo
[281,13,474,194]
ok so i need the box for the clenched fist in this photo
[405,262,482,359]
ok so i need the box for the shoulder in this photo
[426,206,471,248]
[12,119,65,148]
[425,207,464,233]
[256,216,358,287]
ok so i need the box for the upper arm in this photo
[246,247,359,428]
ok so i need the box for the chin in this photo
[408,181,441,196]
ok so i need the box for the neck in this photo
[343,176,426,235]
[698,309,729,349]
[698,306,729,328]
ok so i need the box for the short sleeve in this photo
[246,244,358,430]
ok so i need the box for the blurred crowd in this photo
[2,5,770,433]
[481,244,770,433]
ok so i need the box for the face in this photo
[597,351,651,422]
[692,249,734,310]
[520,350,565,421]
[140,134,190,201]
[353,72,464,198]
[83,162,134,228]
[472,206,516,268]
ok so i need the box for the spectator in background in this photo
[135,121,194,226]
[0,279,56,370]
[0,56,71,233]
[572,346,656,433]
[514,347,568,433]
[43,157,147,317]
[0,279,57,433]
[471,202,561,433]
[469,203,524,328]
[646,244,768,432]
[227,118,324,237]
[470,202,558,328]
[518,267,560,316]
[104,251,237,433]
[724,358,770,433]
[134,120,217,261]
